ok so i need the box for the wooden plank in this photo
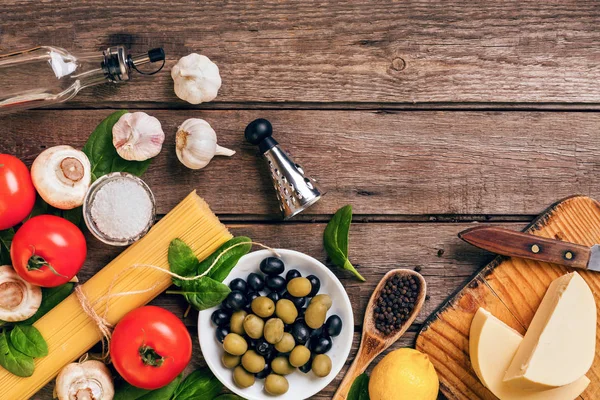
[2,109,600,217]
[24,221,499,399]
[416,196,600,399]
[3,1,600,106]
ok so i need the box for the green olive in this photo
[271,356,296,375]
[241,350,266,373]
[243,314,265,339]
[251,296,275,318]
[265,374,289,395]
[230,310,247,335]
[223,333,248,356]
[264,318,285,344]
[233,365,255,388]
[222,353,241,369]
[286,277,312,297]
[289,345,311,367]
[312,354,332,377]
[311,294,332,310]
[274,332,296,353]
[275,299,298,324]
[305,302,328,329]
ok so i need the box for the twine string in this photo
[74,242,278,359]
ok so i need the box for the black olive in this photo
[298,307,307,319]
[325,315,343,337]
[210,308,230,327]
[247,291,260,303]
[283,291,306,309]
[285,269,301,282]
[215,326,229,343]
[267,291,281,302]
[256,364,272,379]
[260,257,285,275]
[246,337,258,350]
[311,335,333,354]
[224,290,247,311]
[247,273,265,291]
[291,321,311,345]
[266,275,286,292]
[229,278,248,293]
[255,338,274,357]
[264,349,277,362]
[306,275,321,297]
[299,360,312,373]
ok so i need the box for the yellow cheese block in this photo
[504,272,596,390]
[469,308,590,400]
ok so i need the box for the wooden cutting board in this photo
[416,195,600,400]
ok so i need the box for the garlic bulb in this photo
[31,145,91,210]
[0,265,42,322]
[176,118,235,170]
[55,360,114,400]
[171,53,222,104]
[112,112,165,161]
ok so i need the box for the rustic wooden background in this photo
[2,1,600,399]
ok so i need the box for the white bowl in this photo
[198,249,354,400]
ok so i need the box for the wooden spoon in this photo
[333,269,427,400]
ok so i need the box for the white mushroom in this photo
[55,360,114,400]
[31,145,91,210]
[0,265,42,322]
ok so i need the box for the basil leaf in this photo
[9,326,48,358]
[348,373,370,400]
[83,110,152,181]
[172,369,222,400]
[168,239,200,287]
[181,277,231,311]
[205,237,252,282]
[114,374,182,400]
[61,207,83,227]
[27,195,83,228]
[0,229,14,265]
[19,283,74,325]
[214,395,244,400]
[324,205,365,281]
[0,331,34,377]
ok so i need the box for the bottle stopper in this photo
[245,118,324,219]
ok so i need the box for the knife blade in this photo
[458,226,600,272]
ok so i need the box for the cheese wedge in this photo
[469,308,590,400]
[504,272,596,390]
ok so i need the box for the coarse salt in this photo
[90,177,153,240]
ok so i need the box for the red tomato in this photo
[111,306,192,390]
[0,154,36,230]
[11,215,86,287]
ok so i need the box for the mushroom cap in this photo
[0,265,42,322]
[56,360,114,400]
[31,145,91,210]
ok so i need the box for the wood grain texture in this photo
[416,196,600,400]
[3,109,600,217]
[2,1,600,106]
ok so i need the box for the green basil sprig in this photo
[167,237,252,311]
[114,374,182,400]
[348,373,370,400]
[0,229,13,265]
[0,330,34,377]
[83,110,153,182]
[9,326,48,358]
[324,205,365,281]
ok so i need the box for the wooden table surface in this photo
[3,1,600,399]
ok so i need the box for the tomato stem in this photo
[139,345,165,367]
[27,255,68,278]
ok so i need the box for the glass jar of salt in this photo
[83,172,156,246]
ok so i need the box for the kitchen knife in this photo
[458,226,600,272]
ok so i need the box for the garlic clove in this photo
[171,53,222,104]
[0,265,42,322]
[112,112,165,161]
[175,118,235,170]
[55,360,114,400]
[31,145,91,210]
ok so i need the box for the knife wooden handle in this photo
[459,226,591,269]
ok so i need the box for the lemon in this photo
[369,348,439,400]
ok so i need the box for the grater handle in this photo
[245,118,278,153]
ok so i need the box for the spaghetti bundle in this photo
[0,191,232,399]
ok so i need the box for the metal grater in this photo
[245,118,324,219]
